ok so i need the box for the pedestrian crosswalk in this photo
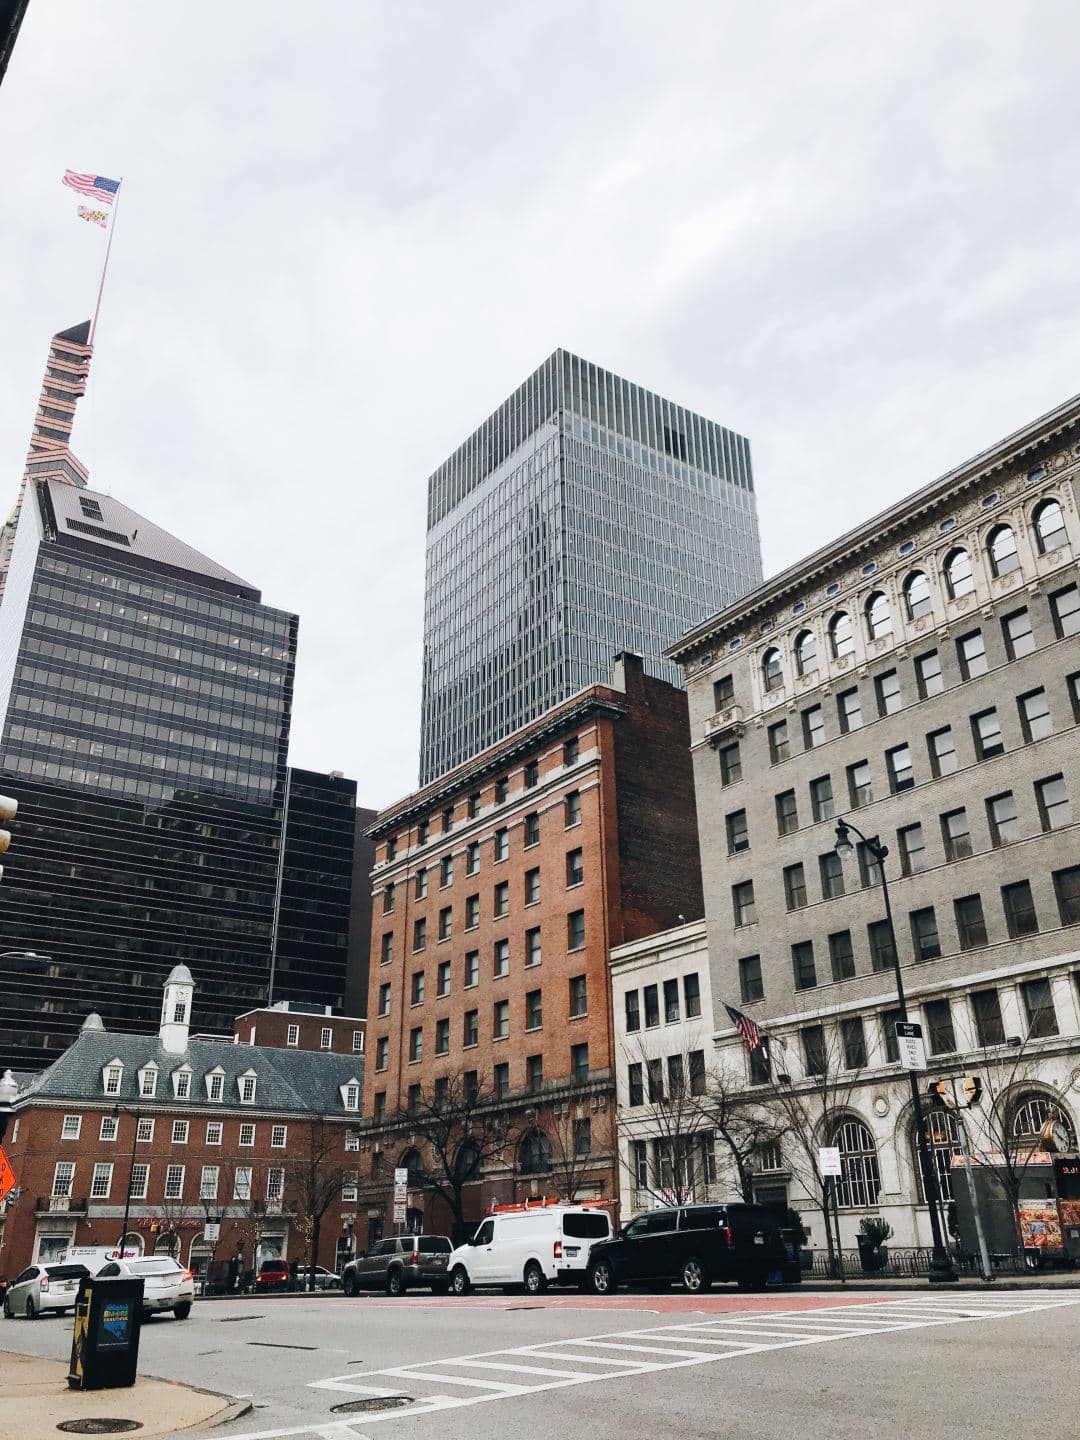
[221,1293,1080,1440]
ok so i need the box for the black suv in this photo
[342,1236,453,1297]
[587,1204,795,1294]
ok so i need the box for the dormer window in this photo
[172,1066,192,1099]
[238,1071,257,1104]
[138,1063,158,1099]
[206,1069,225,1102]
[340,1078,361,1111]
[103,1061,123,1096]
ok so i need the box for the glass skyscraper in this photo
[419,349,762,782]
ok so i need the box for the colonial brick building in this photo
[358,654,703,1245]
[232,1002,365,1058]
[0,967,366,1282]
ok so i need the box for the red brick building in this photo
[232,1002,366,1057]
[0,967,366,1283]
[359,655,702,1244]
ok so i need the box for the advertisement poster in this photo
[1018,1200,1063,1251]
[96,1298,134,1350]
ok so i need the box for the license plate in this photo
[565,1247,580,1257]
[753,1235,765,1244]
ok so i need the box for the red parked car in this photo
[253,1259,290,1293]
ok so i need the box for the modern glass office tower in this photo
[419,349,762,783]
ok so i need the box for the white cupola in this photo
[159,964,194,1055]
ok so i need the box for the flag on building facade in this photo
[77,206,109,229]
[724,1002,767,1053]
[62,170,120,205]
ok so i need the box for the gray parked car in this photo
[342,1236,452,1297]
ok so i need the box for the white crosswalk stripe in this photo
[218,1293,1080,1440]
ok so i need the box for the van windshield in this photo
[562,1213,610,1239]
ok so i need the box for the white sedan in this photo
[97,1257,195,1319]
[3,1261,91,1319]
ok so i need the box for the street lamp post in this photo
[112,1103,141,1257]
[834,818,957,1284]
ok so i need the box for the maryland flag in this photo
[77,206,109,229]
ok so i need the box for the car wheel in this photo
[342,1272,359,1297]
[681,1256,710,1293]
[173,1303,192,1320]
[25,1297,36,1320]
[450,1266,471,1296]
[523,1262,546,1296]
[430,1281,449,1296]
[2,1298,12,1319]
[386,1269,406,1298]
[589,1259,616,1296]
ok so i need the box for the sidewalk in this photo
[0,1351,248,1439]
[800,1271,1080,1291]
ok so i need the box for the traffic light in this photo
[0,794,17,883]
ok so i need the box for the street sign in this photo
[0,1145,16,1205]
[392,1202,406,1225]
[817,1145,842,1177]
[895,1020,927,1071]
[393,1166,408,1204]
[204,1221,220,1243]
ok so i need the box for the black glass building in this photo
[419,349,763,782]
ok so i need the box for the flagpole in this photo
[89,178,123,347]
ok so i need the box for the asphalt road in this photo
[3,1288,1078,1440]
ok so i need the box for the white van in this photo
[447,1204,613,1295]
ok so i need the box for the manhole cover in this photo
[57,1423,143,1435]
[331,1397,413,1414]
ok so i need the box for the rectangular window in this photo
[643,983,660,1027]
[1054,865,1080,925]
[810,775,834,822]
[417,819,429,845]
[1036,774,1071,831]
[875,669,902,716]
[647,1057,664,1101]
[129,1164,149,1201]
[802,705,825,749]
[61,1114,82,1140]
[52,1161,75,1197]
[408,1026,423,1063]
[986,791,1019,847]
[713,674,734,709]
[774,791,797,837]
[463,1009,478,1046]
[570,975,588,1018]
[412,917,426,951]
[570,1042,589,1083]
[565,791,582,827]
[663,977,679,1023]
[525,867,541,904]
[165,1165,185,1201]
[493,1062,510,1099]
[467,791,480,819]
[728,807,751,851]
[972,708,1005,760]
[802,1025,826,1077]
[625,988,640,1032]
[1002,879,1039,938]
[841,1017,867,1071]
[868,919,897,972]
[170,1120,186,1144]
[435,1017,450,1055]
[567,909,586,949]
[819,849,845,898]
[525,926,541,967]
[847,759,872,808]
[628,1063,644,1107]
[440,855,453,888]
[1018,688,1052,743]
[915,650,944,698]
[524,812,540,847]
[689,1049,707,1097]
[465,893,480,929]
[925,998,956,1055]
[378,981,391,1016]
[494,828,509,862]
[411,970,425,1005]
[200,1165,219,1200]
[380,933,393,966]
[99,1116,118,1142]
[375,1037,388,1070]
[495,777,508,804]
[928,726,958,777]
[493,999,510,1040]
[564,736,580,765]
[1022,977,1059,1037]
[910,906,942,962]
[732,879,756,926]
[266,1169,284,1202]
[783,862,808,911]
[466,840,480,874]
[525,989,543,1030]
[464,950,479,986]
[829,930,856,982]
[415,868,428,899]
[738,954,763,1003]
[382,882,395,914]
[956,630,988,680]
[684,972,702,1017]
[954,894,988,950]
[239,1123,255,1147]
[631,1137,649,1187]
[857,840,881,889]
[1050,583,1080,638]
[91,1163,113,1200]
[438,906,452,941]
[749,1045,771,1085]
[897,822,927,875]
[493,938,509,977]
[407,1083,421,1114]
[442,806,454,833]
[971,988,1005,1047]
[837,687,862,733]
[768,719,790,763]
[1002,608,1035,660]
[792,941,817,990]
[882,1007,904,1063]
[523,760,539,789]
[718,741,742,785]
[941,808,972,861]
[493,880,509,917]
[527,1054,544,1091]
[667,1054,685,1098]
[886,743,915,793]
[207,1122,224,1145]
[286,1023,299,1046]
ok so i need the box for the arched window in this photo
[1033,499,1067,554]
[830,1115,881,1209]
[400,1147,424,1187]
[794,630,817,677]
[987,524,1020,577]
[761,648,783,693]
[903,571,932,621]
[1010,1093,1076,1150]
[519,1129,552,1176]
[453,1139,481,1182]
[864,591,892,641]
[913,1109,961,1202]
[943,548,974,600]
[829,612,854,660]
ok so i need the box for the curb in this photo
[797,1279,1080,1291]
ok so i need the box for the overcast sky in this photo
[2,3,1078,808]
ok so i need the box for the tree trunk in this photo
[308,1218,321,1292]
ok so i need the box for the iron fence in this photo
[803,1246,1043,1279]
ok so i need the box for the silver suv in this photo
[342,1236,452,1297]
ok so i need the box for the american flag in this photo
[62,171,120,205]
[725,1003,767,1052]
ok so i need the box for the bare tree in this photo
[618,1040,714,1208]
[545,1095,612,1203]
[286,1119,351,1291]
[383,1071,514,1243]
[699,1062,788,1205]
